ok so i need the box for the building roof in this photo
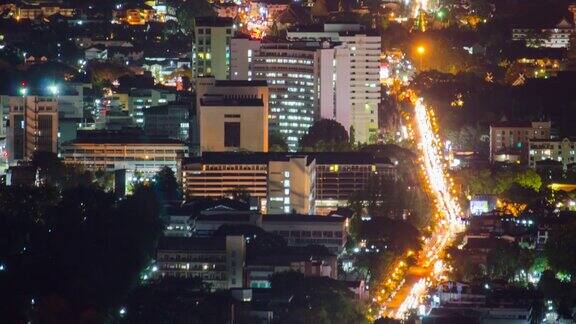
[215,80,268,87]
[195,213,256,223]
[305,152,392,165]
[66,129,186,145]
[195,16,234,27]
[183,152,393,166]
[262,214,346,223]
[158,236,227,251]
[490,121,532,128]
[200,97,264,107]
[183,152,313,165]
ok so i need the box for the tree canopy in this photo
[299,119,351,152]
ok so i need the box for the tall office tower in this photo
[7,96,58,163]
[195,77,269,154]
[230,38,351,150]
[192,17,234,80]
[287,23,381,144]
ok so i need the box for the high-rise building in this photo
[193,17,234,80]
[7,96,58,163]
[195,77,269,154]
[230,38,351,150]
[143,101,190,141]
[287,23,381,144]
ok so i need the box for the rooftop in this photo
[195,16,234,27]
[183,152,393,166]
[200,97,264,107]
[215,80,268,87]
[158,236,227,251]
[183,152,313,165]
[262,214,346,223]
[490,121,533,128]
[66,129,186,145]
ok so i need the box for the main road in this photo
[378,98,463,319]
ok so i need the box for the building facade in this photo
[230,39,351,150]
[193,17,234,80]
[128,88,176,125]
[287,23,381,144]
[529,137,576,170]
[512,19,574,49]
[261,214,347,253]
[182,153,315,214]
[143,101,190,141]
[7,96,58,163]
[156,235,245,290]
[489,121,551,163]
[181,152,396,214]
[195,77,269,154]
[60,129,188,175]
[310,152,396,213]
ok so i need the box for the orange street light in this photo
[416,45,426,70]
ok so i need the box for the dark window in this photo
[224,122,240,147]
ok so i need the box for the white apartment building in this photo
[529,138,576,170]
[287,23,381,144]
[230,39,351,150]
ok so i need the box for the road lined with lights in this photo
[377,97,463,319]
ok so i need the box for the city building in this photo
[182,152,397,214]
[198,97,267,152]
[7,96,58,163]
[193,17,234,80]
[112,4,158,25]
[246,253,338,288]
[489,121,551,163]
[528,137,576,170]
[230,38,351,150]
[60,129,188,175]
[156,235,245,290]
[143,101,190,141]
[182,152,316,214]
[15,3,74,20]
[195,77,269,154]
[261,214,347,253]
[309,152,396,213]
[287,23,381,144]
[512,18,574,49]
[128,88,177,125]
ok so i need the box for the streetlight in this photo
[48,84,59,96]
[416,46,426,71]
[19,81,28,96]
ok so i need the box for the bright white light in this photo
[48,85,59,96]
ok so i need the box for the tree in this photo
[544,218,576,277]
[270,272,368,324]
[0,184,162,322]
[153,166,181,202]
[269,131,289,152]
[169,0,215,35]
[299,119,351,152]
